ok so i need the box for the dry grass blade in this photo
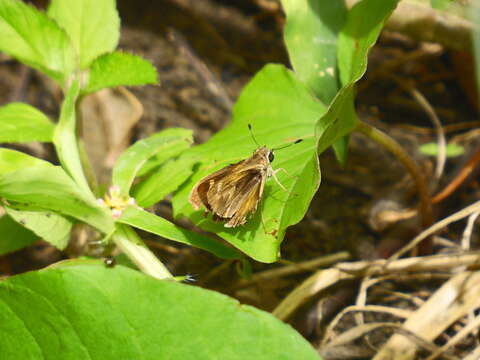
[389,200,480,261]
[461,211,480,250]
[374,271,480,360]
[272,267,355,320]
[321,323,444,359]
[338,252,480,275]
[426,313,480,360]
[231,252,350,290]
[408,87,446,180]
[322,305,412,347]
[274,252,480,321]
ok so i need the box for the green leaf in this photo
[337,0,399,85]
[118,206,240,260]
[420,142,464,157]
[173,64,325,263]
[112,128,193,196]
[0,0,74,84]
[53,80,91,194]
[5,207,72,250]
[281,0,346,104]
[316,0,399,153]
[47,0,119,69]
[0,262,320,359]
[332,135,350,165]
[133,157,196,208]
[0,153,113,233]
[0,102,54,143]
[84,51,158,94]
[137,131,193,177]
[0,148,49,174]
[0,214,38,255]
[317,86,358,154]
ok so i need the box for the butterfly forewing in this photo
[189,147,271,227]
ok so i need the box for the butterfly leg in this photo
[274,167,299,179]
[271,168,287,191]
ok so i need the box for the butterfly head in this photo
[268,150,274,163]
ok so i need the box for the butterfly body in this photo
[189,146,274,228]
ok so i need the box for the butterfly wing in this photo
[209,169,263,219]
[189,163,238,211]
[189,147,271,227]
[223,171,266,227]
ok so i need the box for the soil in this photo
[1,0,479,358]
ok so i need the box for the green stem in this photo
[355,121,433,228]
[113,225,173,280]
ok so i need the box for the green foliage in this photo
[118,207,240,260]
[0,103,54,143]
[0,262,319,359]
[0,147,49,173]
[112,128,193,196]
[0,0,401,264]
[281,0,346,105]
[316,0,399,157]
[0,214,38,255]
[84,51,158,94]
[5,207,72,250]
[0,0,409,357]
[47,0,120,69]
[173,65,324,262]
[0,0,403,354]
[172,1,400,262]
[52,79,92,193]
[0,0,156,92]
[0,149,113,233]
[337,0,399,85]
[0,0,75,84]
[133,156,197,207]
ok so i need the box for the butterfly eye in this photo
[268,152,275,162]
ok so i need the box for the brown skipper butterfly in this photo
[189,124,301,227]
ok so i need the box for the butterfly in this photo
[189,125,301,228]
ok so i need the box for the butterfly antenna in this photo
[273,139,303,151]
[247,124,261,147]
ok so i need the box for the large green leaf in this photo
[0,262,320,359]
[0,103,54,143]
[47,0,120,69]
[0,0,74,84]
[5,207,72,250]
[84,52,158,94]
[0,214,38,255]
[118,206,240,260]
[112,128,192,196]
[0,150,113,233]
[173,64,325,263]
[281,0,346,104]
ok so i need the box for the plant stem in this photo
[113,225,173,280]
[355,121,433,228]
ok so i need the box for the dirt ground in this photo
[1,0,480,358]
